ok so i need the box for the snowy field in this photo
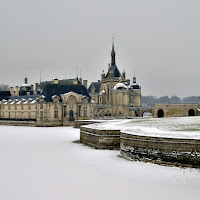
[0,125,200,200]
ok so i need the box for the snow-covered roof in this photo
[100,90,106,95]
[91,99,95,103]
[21,83,31,87]
[113,83,128,90]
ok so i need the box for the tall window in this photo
[40,111,43,120]
[69,101,73,109]
[84,110,87,117]
[54,110,58,118]
[84,102,87,108]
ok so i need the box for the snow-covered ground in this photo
[0,125,200,200]
[85,117,200,139]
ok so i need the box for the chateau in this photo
[0,43,141,126]
[0,43,199,126]
[88,42,141,118]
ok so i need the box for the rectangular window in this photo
[69,101,73,109]
[40,111,43,120]
[54,110,58,118]
[84,110,87,117]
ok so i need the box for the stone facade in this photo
[0,79,94,126]
[154,104,200,118]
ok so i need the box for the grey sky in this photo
[0,0,199,98]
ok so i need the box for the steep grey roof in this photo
[38,78,82,90]
[106,65,121,78]
[88,82,101,94]
[105,42,122,78]
[42,84,91,102]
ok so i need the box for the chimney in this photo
[31,85,34,91]
[79,78,82,84]
[27,92,30,96]
[73,80,78,85]
[33,91,37,95]
[15,86,19,96]
[10,87,14,96]
[35,83,39,90]
[83,80,87,89]
[53,78,59,84]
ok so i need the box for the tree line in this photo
[0,84,9,91]
[142,95,200,107]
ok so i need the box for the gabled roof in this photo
[88,82,101,94]
[42,84,91,102]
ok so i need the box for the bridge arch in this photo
[188,109,195,116]
[157,109,164,118]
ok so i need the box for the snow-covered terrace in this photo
[83,117,200,140]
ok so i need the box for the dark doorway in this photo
[157,109,164,118]
[188,109,195,116]
[69,110,74,121]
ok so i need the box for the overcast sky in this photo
[0,0,200,98]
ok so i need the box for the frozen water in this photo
[0,125,200,200]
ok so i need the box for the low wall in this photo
[74,120,103,128]
[120,131,200,167]
[0,120,36,126]
[80,126,121,149]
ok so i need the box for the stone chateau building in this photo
[0,43,199,126]
[88,42,141,118]
[0,43,142,126]
[0,77,93,126]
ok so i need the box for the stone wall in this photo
[0,120,36,126]
[120,131,200,167]
[80,126,121,149]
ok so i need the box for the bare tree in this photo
[0,84,9,91]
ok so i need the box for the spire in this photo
[111,41,116,65]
